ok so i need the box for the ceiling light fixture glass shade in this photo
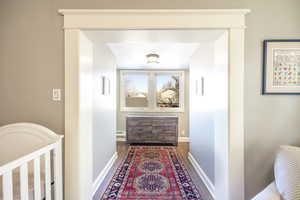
[146,53,160,64]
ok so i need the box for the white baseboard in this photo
[92,152,118,196]
[188,152,215,199]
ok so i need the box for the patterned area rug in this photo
[101,146,203,200]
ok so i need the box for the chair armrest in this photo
[252,182,281,200]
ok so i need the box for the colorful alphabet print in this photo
[272,49,300,87]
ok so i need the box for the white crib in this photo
[0,123,63,200]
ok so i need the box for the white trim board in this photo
[61,9,249,200]
[188,152,215,199]
[92,152,118,196]
[58,9,250,29]
[59,9,250,15]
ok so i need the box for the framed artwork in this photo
[262,40,300,94]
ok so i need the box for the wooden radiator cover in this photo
[126,115,178,146]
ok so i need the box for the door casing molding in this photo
[59,9,250,200]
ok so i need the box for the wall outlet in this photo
[52,89,61,101]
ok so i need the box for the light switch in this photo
[52,89,61,101]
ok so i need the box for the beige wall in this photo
[116,70,189,138]
[1,0,300,199]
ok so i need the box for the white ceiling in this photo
[107,43,200,69]
[84,30,226,69]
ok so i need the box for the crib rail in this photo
[0,136,63,200]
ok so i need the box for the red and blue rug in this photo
[101,146,203,200]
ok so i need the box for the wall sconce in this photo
[101,76,110,95]
[196,77,204,96]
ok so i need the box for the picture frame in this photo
[262,39,300,94]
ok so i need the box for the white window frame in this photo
[120,70,185,112]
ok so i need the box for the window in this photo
[124,74,148,107]
[156,74,180,108]
[120,70,184,112]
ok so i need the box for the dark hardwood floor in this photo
[93,142,213,200]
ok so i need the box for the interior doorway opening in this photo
[79,29,228,200]
[60,9,249,200]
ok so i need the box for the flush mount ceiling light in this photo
[146,53,160,64]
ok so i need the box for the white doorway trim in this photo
[59,9,250,200]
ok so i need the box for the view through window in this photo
[156,75,180,108]
[121,71,184,111]
[124,74,148,107]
